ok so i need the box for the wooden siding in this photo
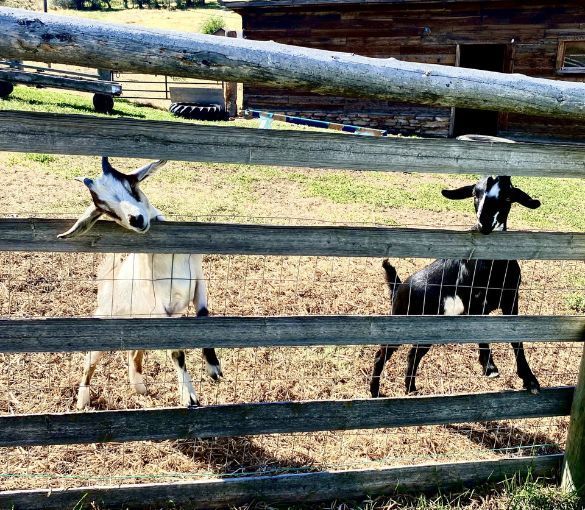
[236,0,585,138]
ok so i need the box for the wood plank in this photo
[2,111,585,178]
[2,9,585,120]
[0,316,583,353]
[562,346,585,497]
[0,387,573,447]
[0,69,121,95]
[0,217,583,260]
[0,455,563,510]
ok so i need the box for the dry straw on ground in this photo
[0,244,583,490]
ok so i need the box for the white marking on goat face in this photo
[86,173,151,233]
[443,295,465,316]
[487,182,500,199]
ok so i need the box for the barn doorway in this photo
[451,44,510,137]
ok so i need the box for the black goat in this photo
[370,173,542,397]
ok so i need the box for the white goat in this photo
[59,157,222,409]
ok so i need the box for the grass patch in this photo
[246,475,582,510]
[1,85,584,232]
[53,3,242,33]
[298,171,584,231]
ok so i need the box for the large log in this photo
[2,8,585,119]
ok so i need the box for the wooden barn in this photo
[221,0,585,141]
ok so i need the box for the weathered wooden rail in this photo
[2,8,585,120]
[0,455,564,510]
[0,69,121,95]
[0,6,584,509]
[0,387,574,447]
[0,217,583,259]
[1,111,585,178]
[0,316,583,353]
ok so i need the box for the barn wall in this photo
[236,0,585,139]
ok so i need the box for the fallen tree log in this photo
[1,7,585,119]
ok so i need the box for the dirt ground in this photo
[0,232,583,490]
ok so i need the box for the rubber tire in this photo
[93,93,115,114]
[0,81,14,98]
[169,102,226,121]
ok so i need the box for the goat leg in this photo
[478,343,500,377]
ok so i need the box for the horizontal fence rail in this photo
[1,316,583,353]
[0,70,121,95]
[2,8,585,120]
[0,218,583,260]
[0,455,563,510]
[0,387,573,447]
[1,111,585,178]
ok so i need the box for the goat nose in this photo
[129,214,145,230]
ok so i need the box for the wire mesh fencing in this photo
[0,213,582,490]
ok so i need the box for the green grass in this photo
[53,1,242,33]
[2,84,584,232]
[246,475,582,510]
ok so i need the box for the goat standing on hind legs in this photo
[370,157,542,398]
[58,157,222,409]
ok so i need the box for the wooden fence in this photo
[0,7,584,509]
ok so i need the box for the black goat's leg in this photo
[196,306,222,381]
[370,345,398,397]
[504,298,540,394]
[405,344,431,394]
[478,343,499,377]
[511,342,540,394]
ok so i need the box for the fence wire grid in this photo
[0,213,583,491]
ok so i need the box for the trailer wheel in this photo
[0,81,14,98]
[93,93,114,114]
[169,103,226,121]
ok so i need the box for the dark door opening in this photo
[451,44,508,137]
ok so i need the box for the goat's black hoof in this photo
[525,380,541,395]
[370,382,382,398]
[484,366,500,378]
[188,399,201,408]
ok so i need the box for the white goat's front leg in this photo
[193,267,222,381]
[128,350,147,395]
[77,350,104,410]
[170,350,199,407]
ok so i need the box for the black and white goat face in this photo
[442,175,541,235]
[58,157,167,238]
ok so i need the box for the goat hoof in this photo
[206,362,223,381]
[484,367,500,378]
[370,381,382,398]
[131,374,147,395]
[526,380,541,395]
[76,386,91,410]
[188,399,201,408]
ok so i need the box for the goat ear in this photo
[75,176,96,190]
[132,160,168,183]
[512,187,541,209]
[441,184,475,200]
[57,205,103,239]
[102,157,115,175]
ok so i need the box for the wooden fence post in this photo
[562,344,585,498]
[224,30,238,119]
